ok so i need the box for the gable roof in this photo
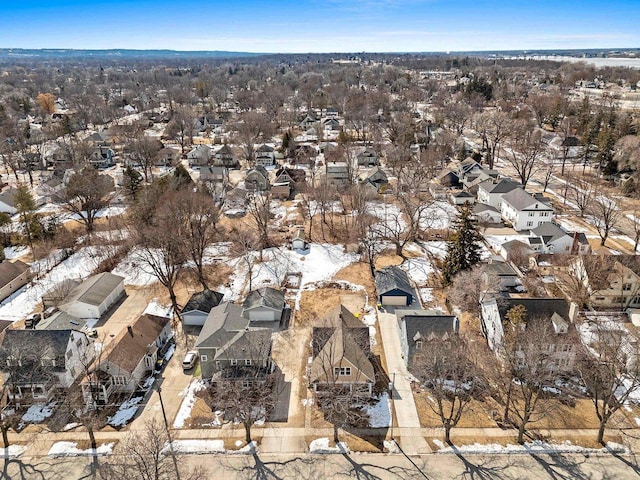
[473,203,500,214]
[501,188,553,211]
[217,144,233,156]
[61,272,124,308]
[246,165,268,179]
[195,302,247,349]
[397,310,458,343]
[0,188,18,208]
[102,314,169,374]
[530,222,569,244]
[182,289,224,314]
[375,266,413,296]
[495,297,570,323]
[0,260,29,287]
[243,287,285,312]
[256,144,275,153]
[0,329,72,369]
[478,178,521,195]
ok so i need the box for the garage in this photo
[375,266,414,307]
[59,272,125,319]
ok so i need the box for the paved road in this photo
[379,311,431,455]
[4,449,640,480]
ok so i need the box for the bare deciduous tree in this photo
[504,122,544,187]
[589,196,621,246]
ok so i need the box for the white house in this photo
[476,178,521,210]
[473,203,502,224]
[255,144,276,167]
[0,188,18,214]
[528,222,591,255]
[59,272,125,319]
[500,188,554,231]
[0,329,94,405]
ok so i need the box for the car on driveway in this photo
[182,351,198,370]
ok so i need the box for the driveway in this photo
[378,311,431,454]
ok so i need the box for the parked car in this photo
[25,313,41,329]
[182,351,198,370]
[155,357,165,371]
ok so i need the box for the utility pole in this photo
[389,372,396,440]
[158,385,181,480]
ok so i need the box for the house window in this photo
[565,245,571,251]
[245,359,252,366]
[623,283,632,291]
[32,386,46,398]
[201,355,208,362]
[540,211,550,217]
[76,338,83,348]
[415,340,423,350]
[242,379,253,388]
[528,212,535,217]
[66,350,73,360]
[526,221,534,227]
[334,367,351,376]
[231,359,238,366]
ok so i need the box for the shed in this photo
[291,229,307,251]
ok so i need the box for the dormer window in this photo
[415,340,423,350]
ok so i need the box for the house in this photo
[81,314,171,407]
[476,178,521,210]
[187,145,212,167]
[359,167,389,193]
[323,118,341,131]
[0,260,30,302]
[0,188,18,214]
[242,287,287,323]
[292,228,308,251]
[86,131,110,147]
[325,162,350,190]
[480,296,578,373]
[450,190,475,205]
[58,273,125,319]
[357,149,379,167]
[36,176,66,202]
[570,255,640,310]
[375,266,415,307]
[499,239,535,263]
[214,145,239,168]
[396,310,459,368]
[244,166,270,191]
[89,146,116,169]
[181,289,225,327]
[0,329,93,405]
[500,188,553,231]
[309,305,375,397]
[299,114,318,130]
[156,147,180,167]
[528,222,590,255]
[194,302,273,379]
[272,167,306,200]
[473,203,502,224]
[255,144,276,167]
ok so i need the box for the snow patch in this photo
[108,396,144,427]
[365,393,391,428]
[309,437,350,454]
[432,439,628,454]
[48,442,114,457]
[173,379,206,428]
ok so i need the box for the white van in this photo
[182,351,198,370]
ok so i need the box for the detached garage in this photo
[242,287,285,322]
[375,267,414,307]
[181,289,224,327]
[59,272,125,319]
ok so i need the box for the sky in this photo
[0,0,638,53]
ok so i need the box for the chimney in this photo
[127,325,133,336]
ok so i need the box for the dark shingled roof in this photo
[478,178,521,195]
[243,287,285,312]
[182,290,224,314]
[397,310,458,342]
[0,329,72,371]
[530,222,569,244]
[375,266,413,296]
[0,260,29,287]
[496,298,569,323]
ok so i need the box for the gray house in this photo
[375,266,415,307]
[357,149,379,167]
[396,310,459,368]
[195,302,273,379]
[245,166,270,191]
[187,145,212,167]
[255,144,276,167]
[181,289,225,326]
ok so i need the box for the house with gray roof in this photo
[182,289,225,326]
[500,188,553,231]
[187,144,212,167]
[528,222,590,255]
[0,188,18,214]
[195,302,273,379]
[396,310,459,368]
[214,144,239,168]
[357,149,379,167]
[473,203,502,224]
[375,266,415,307]
[0,328,93,405]
[309,305,375,397]
[480,296,578,373]
[477,178,521,210]
[58,272,125,319]
[245,166,270,191]
[255,144,276,167]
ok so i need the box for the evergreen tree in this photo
[172,163,193,189]
[123,166,143,201]
[441,204,482,286]
[14,183,42,255]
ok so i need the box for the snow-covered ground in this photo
[20,402,55,426]
[165,440,257,455]
[0,445,27,458]
[309,437,350,454]
[364,393,391,428]
[48,442,114,457]
[143,299,174,319]
[107,396,144,428]
[432,439,628,454]
[400,257,434,286]
[173,379,206,428]
[0,246,111,321]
